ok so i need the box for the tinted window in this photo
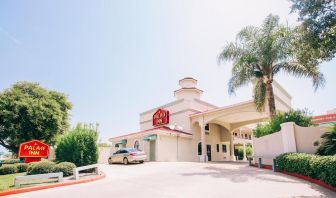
[126,148,138,152]
[222,145,227,153]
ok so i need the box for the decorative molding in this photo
[139,99,184,116]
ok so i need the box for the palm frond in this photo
[228,65,255,95]
[276,62,325,91]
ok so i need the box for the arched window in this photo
[134,140,140,150]
[198,142,202,155]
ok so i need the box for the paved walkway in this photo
[6,162,336,198]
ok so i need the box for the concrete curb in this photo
[0,171,106,197]
[250,165,336,192]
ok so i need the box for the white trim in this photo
[140,99,184,116]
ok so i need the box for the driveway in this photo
[6,162,336,198]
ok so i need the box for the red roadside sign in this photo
[18,140,49,163]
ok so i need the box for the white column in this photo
[200,123,207,162]
[280,122,297,153]
[230,132,236,161]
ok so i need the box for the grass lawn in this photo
[0,172,26,191]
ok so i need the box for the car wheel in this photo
[139,161,144,164]
[123,157,128,165]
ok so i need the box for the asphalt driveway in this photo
[5,162,336,198]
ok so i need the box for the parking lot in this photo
[6,162,336,198]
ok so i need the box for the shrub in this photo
[0,165,18,175]
[276,153,336,186]
[27,161,56,175]
[254,109,313,138]
[1,159,21,165]
[15,163,28,173]
[315,124,336,156]
[53,162,76,177]
[27,162,39,173]
[56,124,98,167]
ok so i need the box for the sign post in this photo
[18,140,50,163]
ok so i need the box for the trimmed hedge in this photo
[0,159,21,165]
[27,161,56,175]
[16,163,29,173]
[0,165,18,175]
[53,162,76,177]
[276,153,336,186]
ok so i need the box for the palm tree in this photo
[316,124,336,156]
[218,14,325,117]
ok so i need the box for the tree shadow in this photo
[179,162,336,197]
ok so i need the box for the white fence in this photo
[73,164,100,180]
[15,172,63,187]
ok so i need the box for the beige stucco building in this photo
[109,77,292,162]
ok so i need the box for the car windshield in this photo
[125,148,140,152]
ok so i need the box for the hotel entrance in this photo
[149,140,156,161]
[206,145,212,161]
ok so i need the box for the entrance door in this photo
[149,141,156,161]
[206,144,212,161]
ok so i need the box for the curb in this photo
[0,171,106,197]
[250,164,336,192]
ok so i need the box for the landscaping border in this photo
[251,164,336,192]
[0,171,106,197]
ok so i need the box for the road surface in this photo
[6,162,336,198]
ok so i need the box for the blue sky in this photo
[0,0,335,151]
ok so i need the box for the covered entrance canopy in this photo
[190,100,270,162]
[191,100,269,131]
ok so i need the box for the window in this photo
[198,142,202,155]
[205,124,209,134]
[245,134,248,139]
[134,140,140,150]
[234,133,237,136]
[249,135,251,140]
[222,144,227,153]
[216,144,219,152]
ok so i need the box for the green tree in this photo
[218,14,325,117]
[55,123,98,167]
[316,124,336,156]
[290,0,336,65]
[0,82,72,154]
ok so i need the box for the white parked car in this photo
[108,148,147,165]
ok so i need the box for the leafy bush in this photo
[56,124,98,167]
[0,165,18,175]
[276,153,336,186]
[27,161,56,175]
[27,162,39,173]
[254,109,313,138]
[15,163,28,173]
[316,124,336,156]
[53,162,76,177]
[1,159,21,165]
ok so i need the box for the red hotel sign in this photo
[18,140,49,158]
[153,109,169,126]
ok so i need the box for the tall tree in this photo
[290,0,336,65]
[218,14,325,117]
[0,82,72,154]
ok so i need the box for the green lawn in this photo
[0,172,26,191]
